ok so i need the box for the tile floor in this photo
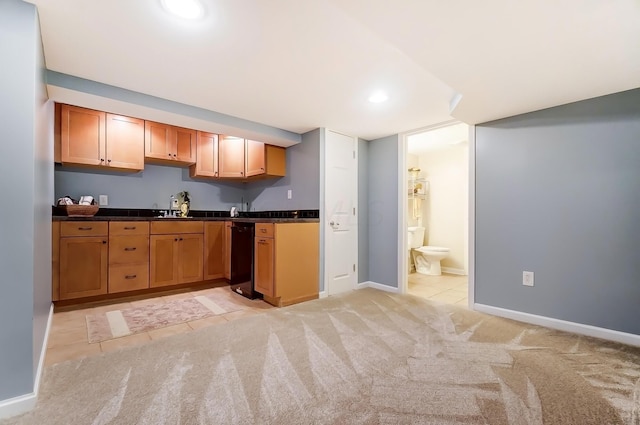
[407,272,469,307]
[45,285,273,366]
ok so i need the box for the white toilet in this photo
[408,227,450,276]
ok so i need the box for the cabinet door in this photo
[204,222,225,280]
[106,113,144,170]
[173,126,197,164]
[254,236,274,297]
[190,131,218,178]
[245,139,266,177]
[150,235,179,287]
[178,233,204,284]
[218,136,245,178]
[60,105,105,166]
[145,121,172,161]
[52,222,60,301]
[59,236,108,300]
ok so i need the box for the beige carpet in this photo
[3,288,640,424]
[86,294,245,343]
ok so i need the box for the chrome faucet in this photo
[169,195,175,217]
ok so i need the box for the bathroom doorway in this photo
[400,121,470,307]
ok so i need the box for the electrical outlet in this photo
[287,189,292,200]
[523,271,534,287]
[99,195,108,206]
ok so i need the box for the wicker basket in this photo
[58,204,100,217]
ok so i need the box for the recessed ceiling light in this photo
[161,0,204,20]
[368,91,388,103]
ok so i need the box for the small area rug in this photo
[86,293,245,343]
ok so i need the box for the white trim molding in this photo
[441,267,467,276]
[357,281,400,294]
[318,290,328,299]
[0,304,53,419]
[474,303,640,347]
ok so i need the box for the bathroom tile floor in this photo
[408,272,469,307]
[45,285,274,366]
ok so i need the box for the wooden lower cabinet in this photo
[52,222,60,301]
[59,236,108,300]
[254,222,319,307]
[150,232,203,288]
[204,222,226,280]
[108,222,149,294]
[254,235,274,297]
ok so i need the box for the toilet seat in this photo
[416,246,449,253]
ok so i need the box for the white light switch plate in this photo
[99,195,108,206]
[523,271,534,287]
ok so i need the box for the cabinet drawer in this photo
[109,235,149,264]
[150,221,203,235]
[108,264,149,293]
[109,221,149,236]
[255,223,274,238]
[60,221,108,237]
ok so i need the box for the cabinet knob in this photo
[100,158,104,162]
[168,153,172,157]
[261,167,264,171]
[173,154,177,157]
[240,171,244,175]
[108,159,112,163]
[102,240,107,244]
[174,238,178,241]
[179,237,183,241]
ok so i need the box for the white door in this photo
[324,130,358,295]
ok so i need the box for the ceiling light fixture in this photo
[161,0,204,20]
[368,91,388,103]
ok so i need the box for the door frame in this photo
[397,122,476,308]
[321,128,358,296]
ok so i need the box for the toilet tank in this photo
[407,227,425,249]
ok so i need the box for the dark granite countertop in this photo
[52,207,320,223]
[52,216,319,223]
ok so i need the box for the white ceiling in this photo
[27,0,640,142]
[408,123,469,155]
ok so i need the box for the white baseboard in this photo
[318,290,328,299]
[357,281,400,294]
[474,303,640,348]
[441,267,467,276]
[0,303,53,420]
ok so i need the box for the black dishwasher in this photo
[229,222,261,299]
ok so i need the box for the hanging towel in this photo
[412,198,421,219]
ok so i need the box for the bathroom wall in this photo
[418,145,468,272]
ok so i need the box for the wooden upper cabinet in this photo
[173,126,196,164]
[60,104,105,166]
[145,121,196,165]
[190,131,218,178]
[106,113,144,170]
[59,104,144,171]
[145,121,172,161]
[218,135,246,178]
[245,139,266,177]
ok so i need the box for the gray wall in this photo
[358,138,369,283]
[55,164,246,211]
[32,6,54,376]
[245,128,321,211]
[475,88,640,335]
[0,0,49,401]
[367,134,399,288]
